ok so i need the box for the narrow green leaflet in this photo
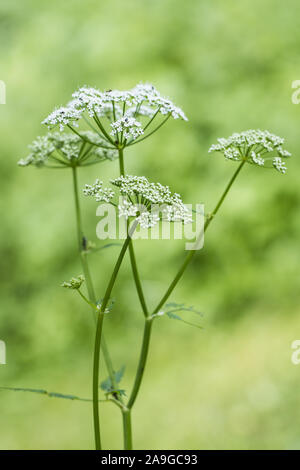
[163,302,204,329]
[87,242,122,254]
[0,386,105,403]
[100,365,126,397]
[165,302,203,316]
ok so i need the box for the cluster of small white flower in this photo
[111,116,144,140]
[18,132,117,168]
[250,151,264,166]
[208,129,291,174]
[273,156,287,174]
[18,135,56,167]
[118,200,160,228]
[43,106,83,132]
[84,175,192,229]
[42,84,187,139]
[83,179,115,203]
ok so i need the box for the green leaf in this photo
[166,312,203,329]
[165,302,203,316]
[163,302,204,329]
[0,386,47,395]
[114,365,125,383]
[90,242,122,253]
[100,365,126,397]
[0,386,103,403]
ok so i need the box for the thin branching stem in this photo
[117,148,150,448]
[152,160,246,315]
[93,112,116,146]
[71,166,122,445]
[118,149,149,318]
[126,160,246,429]
[122,408,133,449]
[127,113,171,147]
[127,317,153,410]
[67,123,115,150]
[92,221,137,449]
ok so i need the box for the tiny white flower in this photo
[273,156,287,174]
[42,106,83,130]
[250,151,264,166]
[83,179,115,203]
[110,116,144,141]
[18,132,117,168]
[209,129,291,173]
[42,84,187,147]
[84,175,192,229]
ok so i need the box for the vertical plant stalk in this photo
[117,147,149,448]
[128,243,148,317]
[71,166,122,447]
[118,148,149,318]
[122,408,133,450]
[127,317,153,410]
[125,160,246,432]
[72,166,118,383]
[93,221,137,450]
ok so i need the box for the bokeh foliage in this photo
[0,0,300,449]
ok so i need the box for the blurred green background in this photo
[0,0,300,450]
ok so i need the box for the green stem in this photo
[93,312,104,450]
[117,147,150,448]
[122,408,133,450]
[126,160,245,419]
[77,289,97,310]
[128,242,148,317]
[127,317,153,410]
[93,113,116,146]
[71,166,122,430]
[72,166,83,253]
[118,147,125,175]
[127,113,171,147]
[118,148,149,317]
[152,159,246,315]
[67,124,115,150]
[93,223,137,449]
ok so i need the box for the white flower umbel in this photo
[208,129,291,174]
[70,83,187,121]
[42,83,187,148]
[84,175,192,229]
[111,116,144,141]
[18,132,117,168]
[42,106,83,131]
[83,179,115,203]
[18,135,56,167]
[273,156,287,174]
